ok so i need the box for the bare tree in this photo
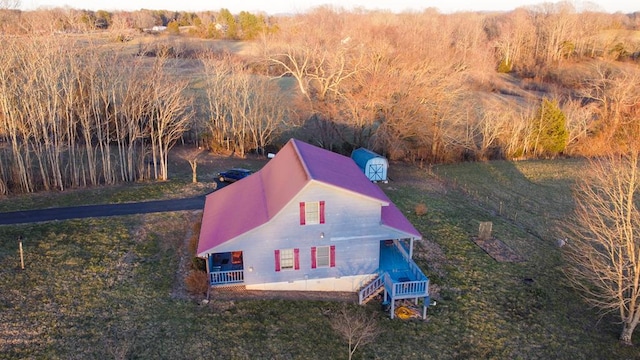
[563,151,640,345]
[579,63,640,153]
[147,59,194,181]
[0,0,20,9]
[181,147,205,184]
[488,9,537,73]
[202,51,288,156]
[330,305,381,360]
[561,97,597,155]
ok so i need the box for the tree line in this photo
[0,7,276,40]
[0,38,192,194]
[260,5,639,161]
[1,3,640,194]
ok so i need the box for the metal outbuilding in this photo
[351,148,388,183]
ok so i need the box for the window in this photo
[311,245,335,269]
[299,201,325,225]
[305,202,320,224]
[280,249,294,269]
[275,248,299,271]
[316,246,330,267]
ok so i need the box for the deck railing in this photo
[392,278,429,297]
[382,261,428,299]
[209,269,244,286]
[394,241,428,284]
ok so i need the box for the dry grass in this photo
[2,155,639,358]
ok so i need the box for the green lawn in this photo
[0,155,637,359]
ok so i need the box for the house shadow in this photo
[437,158,582,261]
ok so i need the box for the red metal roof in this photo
[197,139,421,256]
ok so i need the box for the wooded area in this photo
[0,3,638,194]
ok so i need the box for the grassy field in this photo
[1,152,638,359]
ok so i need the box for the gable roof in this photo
[197,139,421,256]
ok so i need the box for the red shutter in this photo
[319,201,325,224]
[274,249,281,272]
[311,247,317,269]
[294,248,300,270]
[299,202,306,225]
[330,245,336,267]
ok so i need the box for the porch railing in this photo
[209,269,244,286]
[394,241,429,287]
[389,275,429,298]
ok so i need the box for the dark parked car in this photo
[217,168,252,183]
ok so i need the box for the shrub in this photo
[188,234,199,256]
[497,58,512,73]
[415,203,428,216]
[188,222,201,255]
[191,256,206,271]
[185,270,209,295]
[166,20,180,35]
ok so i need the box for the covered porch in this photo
[358,239,430,319]
[206,251,245,287]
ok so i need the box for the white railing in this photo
[393,279,429,297]
[358,275,384,304]
[394,241,428,284]
[209,270,244,285]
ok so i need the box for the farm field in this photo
[0,152,637,359]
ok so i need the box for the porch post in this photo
[409,238,414,258]
[205,254,211,300]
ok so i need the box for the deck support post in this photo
[422,296,429,319]
[390,299,395,319]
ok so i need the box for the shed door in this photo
[368,163,384,181]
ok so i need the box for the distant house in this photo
[351,148,389,183]
[197,139,429,318]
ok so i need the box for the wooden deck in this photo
[359,240,430,319]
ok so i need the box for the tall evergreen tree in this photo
[530,98,568,157]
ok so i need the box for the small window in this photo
[305,202,320,224]
[316,246,330,267]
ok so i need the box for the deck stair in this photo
[360,284,385,304]
[358,275,385,304]
[358,240,430,319]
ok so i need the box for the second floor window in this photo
[299,201,325,225]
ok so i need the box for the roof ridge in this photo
[290,139,313,180]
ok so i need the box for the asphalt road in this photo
[0,196,206,225]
